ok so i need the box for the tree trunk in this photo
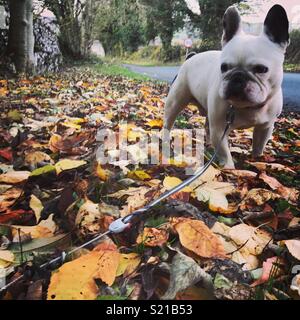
[8,0,35,74]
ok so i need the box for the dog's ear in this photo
[222,6,242,47]
[263,5,289,49]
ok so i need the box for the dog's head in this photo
[219,5,289,109]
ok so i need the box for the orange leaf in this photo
[47,249,120,300]
[171,218,226,258]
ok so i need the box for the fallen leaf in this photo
[162,252,213,300]
[30,165,56,177]
[0,188,23,212]
[116,253,141,277]
[7,109,22,122]
[251,257,284,286]
[194,181,235,214]
[0,250,15,267]
[229,224,272,255]
[29,195,43,222]
[240,188,280,210]
[0,148,13,162]
[75,199,119,236]
[137,227,169,247]
[55,159,87,174]
[291,274,300,296]
[0,171,30,184]
[13,214,57,239]
[259,173,299,203]
[247,162,296,174]
[127,170,151,181]
[223,169,257,178]
[163,176,192,193]
[171,218,226,258]
[25,151,53,167]
[146,119,163,128]
[47,249,120,300]
[95,163,108,181]
[285,240,300,261]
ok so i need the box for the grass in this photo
[91,61,151,81]
[75,56,152,81]
[284,63,300,73]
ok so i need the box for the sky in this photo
[185,0,300,25]
[241,0,300,24]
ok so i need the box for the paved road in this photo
[123,64,300,110]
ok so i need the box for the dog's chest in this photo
[232,108,270,129]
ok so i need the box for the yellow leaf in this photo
[171,218,226,258]
[116,253,141,277]
[47,250,120,300]
[0,250,14,264]
[146,119,163,128]
[127,170,151,181]
[7,109,22,121]
[61,122,81,130]
[0,250,14,267]
[96,163,107,181]
[163,176,192,193]
[55,159,86,174]
[29,194,43,222]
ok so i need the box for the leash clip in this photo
[109,218,130,234]
[226,105,235,126]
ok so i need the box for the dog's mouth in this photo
[223,80,268,109]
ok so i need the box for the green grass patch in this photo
[88,60,151,81]
[284,63,300,73]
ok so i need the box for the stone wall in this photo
[0,5,63,73]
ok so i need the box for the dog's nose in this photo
[225,72,247,99]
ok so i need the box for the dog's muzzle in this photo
[224,70,250,100]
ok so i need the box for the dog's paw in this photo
[219,159,235,169]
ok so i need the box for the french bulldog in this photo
[163,5,289,168]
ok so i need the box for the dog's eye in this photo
[221,63,229,73]
[253,65,269,74]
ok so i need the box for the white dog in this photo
[163,5,289,168]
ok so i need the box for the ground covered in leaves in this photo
[0,68,299,300]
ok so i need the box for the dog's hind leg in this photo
[163,79,192,130]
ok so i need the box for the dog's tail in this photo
[171,52,197,86]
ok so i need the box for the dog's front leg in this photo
[210,125,234,168]
[252,124,274,158]
[163,75,192,130]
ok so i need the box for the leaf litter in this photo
[0,69,299,300]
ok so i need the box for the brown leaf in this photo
[137,227,169,247]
